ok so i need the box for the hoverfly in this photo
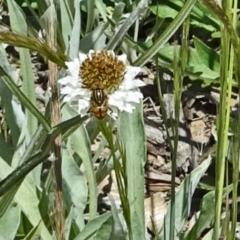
[89,88,108,119]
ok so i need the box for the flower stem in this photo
[48,3,65,240]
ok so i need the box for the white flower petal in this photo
[79,52,88,63]
[110,91,125,100]
[60,85,75,95]
[122,102,135,113]
[78,99,90,112]
[78,99,90,109]
[78,88,91,98]
[63,95,72,102]
[107,50,114,56]
[130,79,146,88]
[119,78,145,90]
[58,76,73,85]
[117,54,127,63]
[63,89,85,101]
[66,58,80,77]
[125,91,143,103]
[125,66,141,79]
[118,79,133,90]
[89,49,96,55]
[109,96,124,108]
[60,77,79,88]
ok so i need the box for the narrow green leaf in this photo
[7,0,38,137]
[20,47,38,136]
[0,159,52,240]
[108,194,126,240]
[0,31,67,66]
[158,156,212,239]
[184,190,215,240]
[69,0,81,59]
[0,115,87,198]
[0,134,14,164]
[0,202,20,240]
[80,23,107,53]
[95,0,107,22]
[0,45,22,146]
[194,37,220,72]
[85,0,95,33]
[150,0,219,31]
[111,3,125,22]
[74,212,112,240]
[0,182,20,218]
[59,0,73,50]
[202,229,214,240]
[0,71,50,132]
[95,216,113,240]
[118,102,146,240]
[62,147,88,230]
[24,221,42,240]
[134,0,198,66]
[64,206,74,240]
[105,0,148,50]
[62,106,97,221]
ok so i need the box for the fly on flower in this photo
[89,87,108,119]
[58,50,145,119]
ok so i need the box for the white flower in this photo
[58,50,145,118]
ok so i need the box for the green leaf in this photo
[0,115,87,198]
[111,2,125,22]
[64,206,74,240]
[95,216,113,240]
[202,229,213,239]
[184,190,215,240]
[0,46,22,146]
[108,194,126,240]
[69,0,81,59]
[0,159,52,240]
[0,134,14,164]
[156,44,219,84]
[194,37,220,72]
[0,124,48,197]
[118,102,146,240]
[105,0,148,50]
[0,183,20,218]
[74,212,112,240]
[134,0,199,66]
[24,221,42,240]
[59,0,73,50]
[0,67,50,132]
[184,184,233,239]
[158,156,212,239]
[7,0,38,138]
[80,23,107,53]
[20,46,38,137]
[0,202,20,240]
[0,151,49,197]
[62,147,88,230]
[85,0,95,33]
[149,0,219,32]
[95,0,108,22]
[62,105,97,221]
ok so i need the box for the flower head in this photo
[58,50,145,118]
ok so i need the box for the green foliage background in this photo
[0,0,239,239]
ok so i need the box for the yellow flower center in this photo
[80,51,126,93]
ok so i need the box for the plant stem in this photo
[48,3,65,240]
